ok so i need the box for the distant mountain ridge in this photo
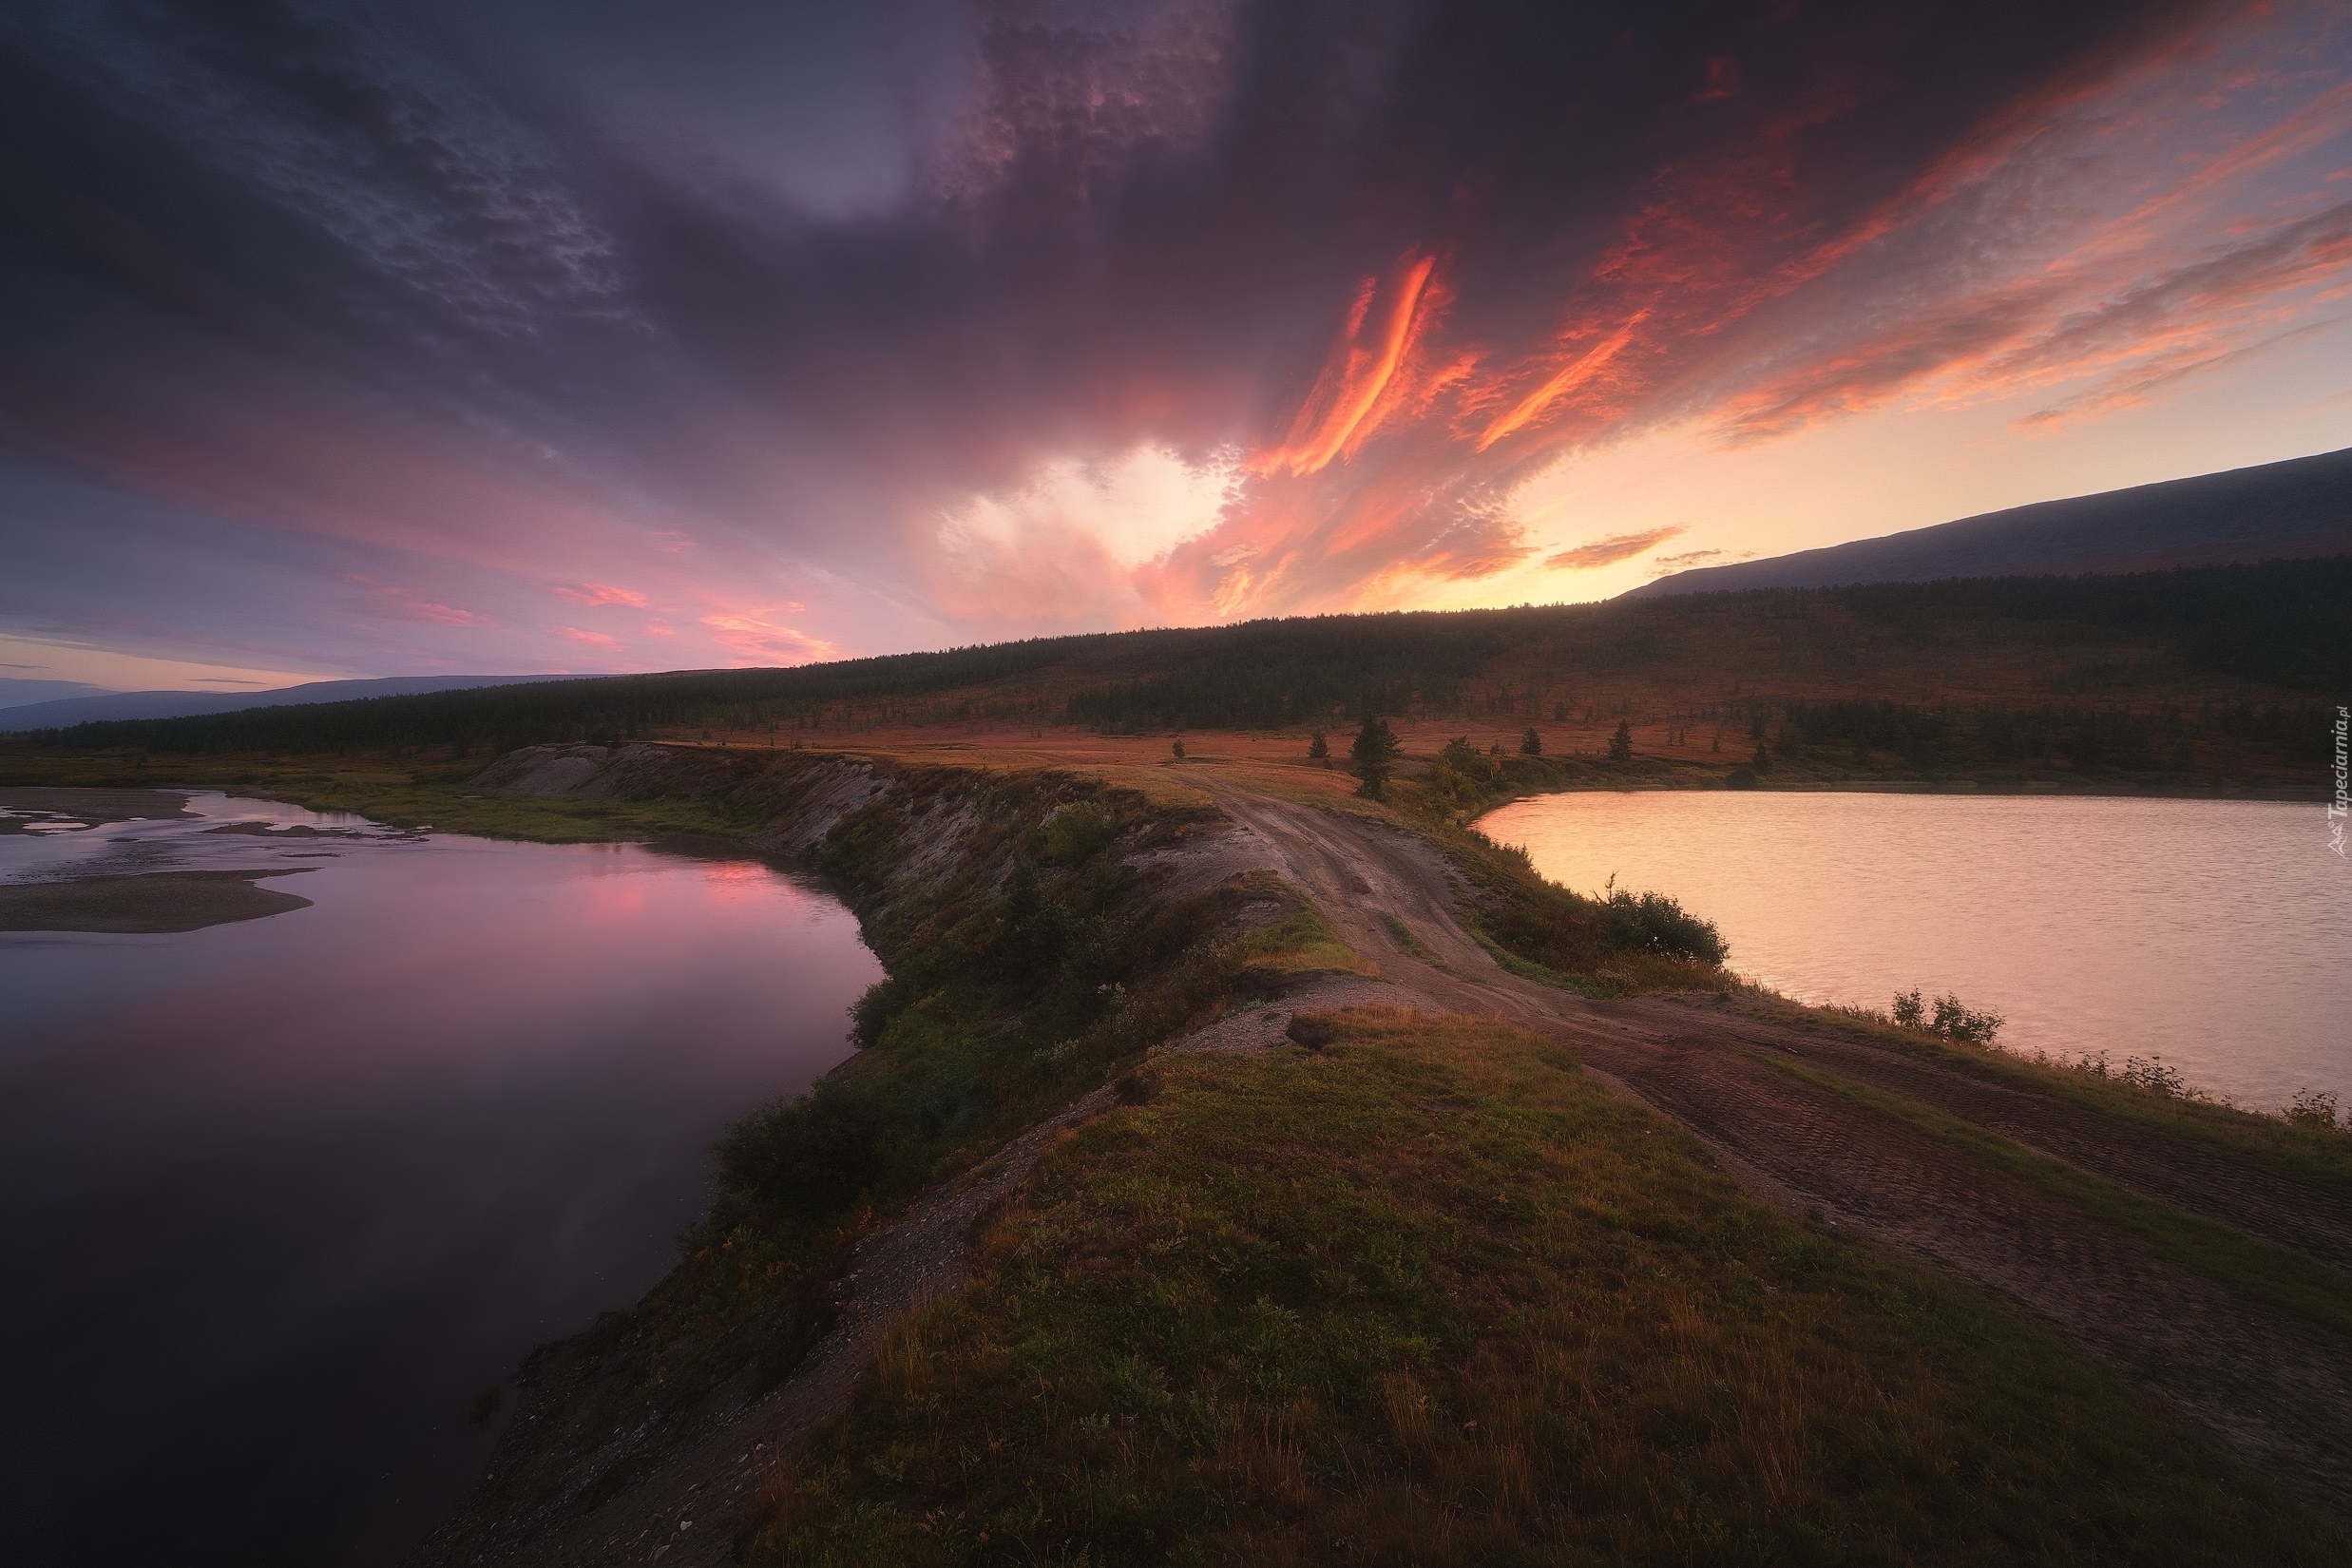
[0,679,111,711]
[0,675,577,731]
[1627,446,2352,598]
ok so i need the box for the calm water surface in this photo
[0,794,878,1567]
[1479,792,2348,1111]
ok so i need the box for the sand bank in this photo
[0,869,315,932]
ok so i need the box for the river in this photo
[0,791,877,1567]
[1478,790,2348,1113]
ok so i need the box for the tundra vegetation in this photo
[5,565,2348,1561]
[752,1011,2344,1566]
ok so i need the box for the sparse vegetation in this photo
[2288,1089,2342,1132]
[1891,987,2005,1046]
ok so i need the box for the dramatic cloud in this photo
[1548,528,1688,572]
[1,0,2347,679]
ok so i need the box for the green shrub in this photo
[1929,992,2004,1046]
[1042,802,1119,864]
[1599,888,1729,964]
[2286,1089,2341,1131]
[1891,988,2003,1046]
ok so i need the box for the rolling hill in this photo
[1629,446,2352,598]
[0,674,576,732]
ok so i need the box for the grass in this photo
[1230,894,1383,983]
[1379,911,1444,967]
[1466,927,1604,997]
[1762,1052,2352,1341]
[748,1008,2343,1566]
[1764,996,2352,1190]
[20,733,2340,1559]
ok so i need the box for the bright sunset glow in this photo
[3,0,2348,682]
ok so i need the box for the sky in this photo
[3,0,2349,689]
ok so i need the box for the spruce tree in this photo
[1351,715,1400,799]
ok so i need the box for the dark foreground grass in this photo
[750,1008,2342,1566]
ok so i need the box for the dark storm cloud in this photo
[0,0,2296,669]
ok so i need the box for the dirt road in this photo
[1199,776,2352,1516]
[421,772,2352,1563]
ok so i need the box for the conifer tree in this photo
[1351,715,1400,799]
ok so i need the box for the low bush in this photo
[1892,987,2004,1045]
[1598,887,1729,964]
[2287,1088,2342,1132]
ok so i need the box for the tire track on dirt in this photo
[1622,995,2352,1274]
[1195,777,2352,1516]
[425,776,2352,1561]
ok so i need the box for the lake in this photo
[1478,791,2348,1113]
[0,792,878,1567]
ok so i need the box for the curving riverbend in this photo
[0,790,877,1568]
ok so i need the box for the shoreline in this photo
[6,746,2346,1558]
[1488,775,2326,801]
[407,742,2352,1563]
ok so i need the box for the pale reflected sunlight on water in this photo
[1480,792,2348,1112]
[0,794,878,1568]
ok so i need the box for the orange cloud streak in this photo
[1475,311,1650,451]
[1251,252,1438,477]
[552,582,648,607]
[1545,526,1685,570]
[698,609,838,664]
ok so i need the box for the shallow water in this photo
[1478,791,2348,1112]
[0,794,878,1567]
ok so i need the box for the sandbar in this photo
[0,869,316,933]
[0,788,198,832]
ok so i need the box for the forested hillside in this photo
[9,558,2343,786]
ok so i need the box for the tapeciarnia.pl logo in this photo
[2330,704,2347,858]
